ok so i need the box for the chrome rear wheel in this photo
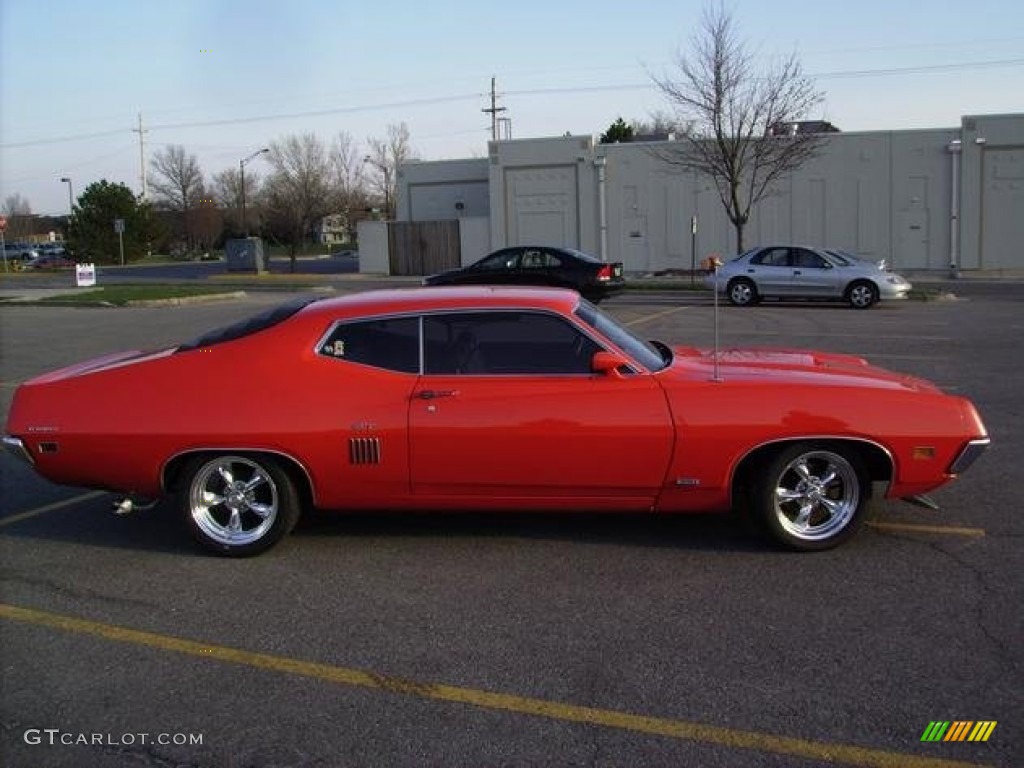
[180,454,299,556]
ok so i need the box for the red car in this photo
[3,287,988,556]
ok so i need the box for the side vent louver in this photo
[349,437,382,465]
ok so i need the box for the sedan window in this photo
[318,316,420,373]
[792,249,829,269]
[751,248,790,267]
[424,311,600,375]
[474,250,519,271]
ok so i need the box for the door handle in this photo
[793,270,802,275]
[416,389,459,400]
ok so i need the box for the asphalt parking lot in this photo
[1,289,1021,768]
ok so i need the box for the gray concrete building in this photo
[360,113,1023,275]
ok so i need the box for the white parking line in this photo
[0,491,108,528]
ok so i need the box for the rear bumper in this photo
[2,435,35,466]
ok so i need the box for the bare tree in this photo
[652,3,826,253]
[329,131,370,241]
[365,122,415,218]
[263,133,334,271]
[3,193,34,239]
[149,145,206,253]
[212,166,262,236]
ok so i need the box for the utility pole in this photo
[481,76,507,142]
[133,113,148,200]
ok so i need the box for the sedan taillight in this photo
[597,264,613,281]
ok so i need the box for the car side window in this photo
[752,248,789,267]
[318,317,420,373]
[793,249,827,269]
[476,250,519,271]
[423,312,601,375]
[521,249,562,269]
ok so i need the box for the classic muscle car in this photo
[3,287,988,556]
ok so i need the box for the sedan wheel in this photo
[180,454,299,556]
[727,279,758,307]
[847,281,879,309]
[754,444,869,551]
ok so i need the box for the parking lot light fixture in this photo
[60,177,74,216]
[240,148,269,237]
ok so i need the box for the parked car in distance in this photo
[705,245,911,308]
[424,246,626,303]
[36,242,68,257]
[3,287,988,557]
[22,253,75,270]
[3,243,40,266]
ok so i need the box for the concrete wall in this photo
[356,220,389,274]
[388,113,1024,275]
[397,158,490,222]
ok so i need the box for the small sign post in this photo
[0,215,7,272]
[114,218,125,266]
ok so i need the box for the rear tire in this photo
[179,453,300,557]
[752,443,869,551]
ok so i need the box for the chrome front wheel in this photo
[755,445,869,550]
[180,454,299,556]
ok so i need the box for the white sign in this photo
[76,263,97,287]
[114,218,125,234]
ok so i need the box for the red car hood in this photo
[668,345,941,392]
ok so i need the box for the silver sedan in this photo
[704,245,912,309]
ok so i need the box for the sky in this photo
[2,0,1022,216]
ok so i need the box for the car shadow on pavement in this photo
[1,493,772,556]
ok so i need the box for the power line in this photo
[3,57,1022,151]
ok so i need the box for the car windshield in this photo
[574,298,669,371]
[825,249,858,265]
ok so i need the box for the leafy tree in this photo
[599,117,634,144]
[68,180,160,264]
[651,3,826,253]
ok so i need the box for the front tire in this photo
[179,454,300,557]
[753,444,869,551]
[727,278,758,307]
[846,280,879,309]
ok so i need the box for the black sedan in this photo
[423,246,626,302]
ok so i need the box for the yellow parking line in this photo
[0,603,989,768]
[0,491,108,528]
[624,306,689,327]
[867,521,985,537]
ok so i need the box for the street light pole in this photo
[363,156,391,219]
[60,177,74,246]
[239,148,269,237]
[60,177,73,215]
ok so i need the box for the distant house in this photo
[317,213,351,246]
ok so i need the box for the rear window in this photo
[176,297,318,352]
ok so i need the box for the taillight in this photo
[597,264,612,281]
